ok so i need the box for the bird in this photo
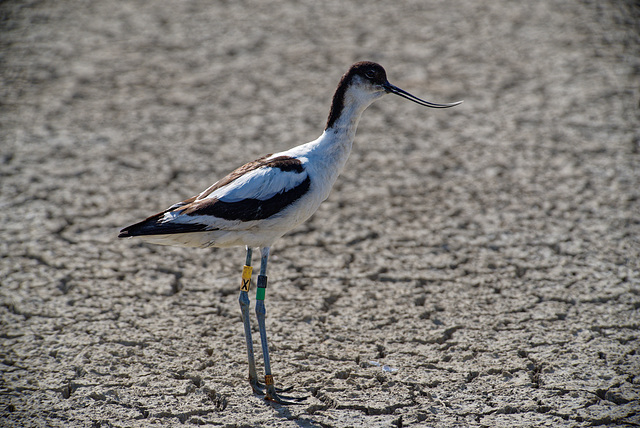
[119,61,462,404]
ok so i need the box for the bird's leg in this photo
[238,246,293,397]
[238,246,262,394]
[254,246,305,404]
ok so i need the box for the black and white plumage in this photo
[119,61,461,404]
[119,154,313,247]
[119,62,460,249]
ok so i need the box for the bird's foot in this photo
[249,376,293,395]
[252,375,305,405]
[264,384,306,405]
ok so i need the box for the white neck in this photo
[324,83,384,159]
[301,85,384,187]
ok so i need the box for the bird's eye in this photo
[365,70,375,79]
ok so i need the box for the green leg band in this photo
[256,274,267,301]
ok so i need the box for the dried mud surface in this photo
[1,1,639,427]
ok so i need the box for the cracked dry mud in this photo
[1,1,639,427]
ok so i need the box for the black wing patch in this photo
[118,212,210,237]
[185,175,311,221]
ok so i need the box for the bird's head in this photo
[348,61,463,108]
[326,61,462,130]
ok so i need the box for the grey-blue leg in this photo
[255,246,305,404]
[239,246,262,393]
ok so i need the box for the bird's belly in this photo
[234,189,326,246]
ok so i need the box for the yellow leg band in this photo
[265,374,274,386]
[241,265,252,291]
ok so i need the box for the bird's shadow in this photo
[271,399,325,428]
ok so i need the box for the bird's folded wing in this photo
[183,160,311,222]
[119,156,310,237]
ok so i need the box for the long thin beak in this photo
[383,82,463,108]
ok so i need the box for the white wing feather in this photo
[200,163,308,203]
